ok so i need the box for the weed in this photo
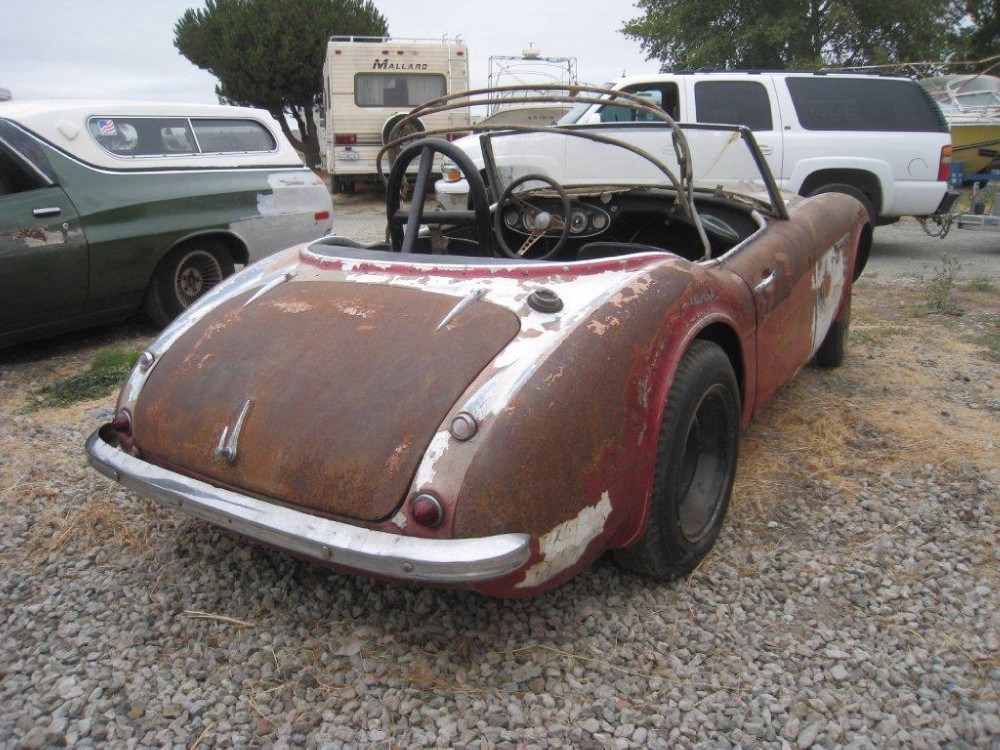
[978,328,1000,363]
[919,252,964,317]
[850,322,907,346]
[21,348,138,412]
[964,276,999,294]
[955,185,997,214]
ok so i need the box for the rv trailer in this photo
[322,35,470,192]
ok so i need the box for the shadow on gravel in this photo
[0,317,160,366]
[164,517,656,628]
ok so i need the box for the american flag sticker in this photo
[97,119,117,136]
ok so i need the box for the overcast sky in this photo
[1,1,658,104]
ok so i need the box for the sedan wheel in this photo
[144,241,234,327]
[174,249,224,306]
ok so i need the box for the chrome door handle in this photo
[754,271,776,293]
[33,207,62,217]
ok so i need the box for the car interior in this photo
[312,86,778,267]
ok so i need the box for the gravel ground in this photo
[0,206,998,748]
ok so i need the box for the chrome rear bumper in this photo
[86,430,531,584]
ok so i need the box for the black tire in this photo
[815,302,850,368]
[143,240,234,327]
[806,183,876,227]
[615,340,740,579]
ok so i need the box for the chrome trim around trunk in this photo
[86,430,531,583]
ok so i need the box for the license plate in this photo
[338,151,359,161]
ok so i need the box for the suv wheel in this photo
[806,183,876,226]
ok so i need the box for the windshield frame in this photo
[376,84,788,257]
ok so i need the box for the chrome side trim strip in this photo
[86,431,530,583]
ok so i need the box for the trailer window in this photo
[355,74,447,107]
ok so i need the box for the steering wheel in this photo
[495,173,572,260]
[385,138,494,255]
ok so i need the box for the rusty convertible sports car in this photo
[87,86,871,597]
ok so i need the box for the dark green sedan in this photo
[0,100,333,347]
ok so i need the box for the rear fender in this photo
[449,260,753,593]
[162,229,250,267]
[609,295,754,553]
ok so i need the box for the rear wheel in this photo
[615,340,740,579]
[143,240,234,327]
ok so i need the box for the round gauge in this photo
[570,209,588,233]
[504,209,520,229]
[591,212,609,230]
[523,213,537,231]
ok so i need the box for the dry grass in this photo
[731,279,1000,524]
[32,492,153,558]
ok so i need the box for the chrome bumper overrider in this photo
[86,430,531,583]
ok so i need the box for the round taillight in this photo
[110,410,132,436]
[411,493,444,528]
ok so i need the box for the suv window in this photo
[599,83,680,122]
[88,117,276,156]
[786,78,948,132]
[694,81,774,131]
[355,73,447,107]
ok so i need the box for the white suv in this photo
[437,71,957,224]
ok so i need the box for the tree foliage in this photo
[951,0,1000,62]
[175,0,388,168]
[622,0,965,70]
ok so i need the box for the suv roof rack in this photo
[668,68,908,78]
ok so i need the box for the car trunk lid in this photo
[131,280,520,522]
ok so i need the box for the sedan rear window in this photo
[88,117,277,156]
[192,119,277,152]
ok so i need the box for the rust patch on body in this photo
[133,280,520,522]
